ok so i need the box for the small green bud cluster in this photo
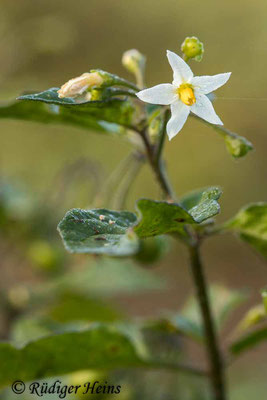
[181,36,204,62]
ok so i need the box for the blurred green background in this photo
[0,0,267,398]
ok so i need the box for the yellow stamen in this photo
[178,84,196,106]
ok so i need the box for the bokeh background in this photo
[0,0,267,398]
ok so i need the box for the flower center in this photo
[178,84,196,106]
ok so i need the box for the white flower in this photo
[136,50,231,140]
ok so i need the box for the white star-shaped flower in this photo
[136,50,231,140]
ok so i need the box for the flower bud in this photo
[57,72,104,98]
[122,49,146,75]
[181,36,204,62]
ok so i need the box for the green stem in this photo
[139,113,227,399]
[155,109,170,165]
[189,244,227,400]
[143,130,173,200]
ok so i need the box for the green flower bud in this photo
[122,49,146,75]
[181,36,204,62]
[57,72,104,98]
[237,304,266,332]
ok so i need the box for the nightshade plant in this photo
[0,37,267,400]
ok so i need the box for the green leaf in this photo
[0,323,196,388]
[230,326,267,355]
[0,324,146,388]
[58,190,222,256]
[134,199,195,239]
[48,258,166,296]
[0,88,134,134]
[224,203,267,257]
[134,190,221,239]
[57,208,139,256]
[48,291,122,323]
[185,187,222,223]
[191,114,253,159]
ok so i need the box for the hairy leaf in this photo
[186,187,222,223]
[0,88,134,134]
[134,190,221,239]
[58,208,139,256]
[134,199,194,239]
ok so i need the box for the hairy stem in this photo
[189,244,227,400]
[139,126,174,201]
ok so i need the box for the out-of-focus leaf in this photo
[262,288,267,313]
[0,88,135,134]
[230,326,267,355]
[58,208,139,256]
[0,324,144,388]
[134,236,169,265]
[48,258,166,296]
[159,315,203,342]
[49,291,122,323]
[224,203,267,258]
[192,114,253,159]
[182,285,247,334]
[0,323,190,388]
[234,304,266,333]
[223,133,253,159]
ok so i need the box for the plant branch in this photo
[189,244,227,400]
[138,124,175,201]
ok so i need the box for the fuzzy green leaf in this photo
[0,88,134,134]
[224,203,267,257]
[134,190,221,239]
[58,208,139,256]
[134,199,195,239]
[186,187,222,223]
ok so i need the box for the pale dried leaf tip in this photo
[57,72,104,98]
[99,215,105,221]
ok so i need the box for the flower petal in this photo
[166,50,193,85]
[191,94,223,125]
[192,72,231,95]
[166,101,190,140]
[136,84,176,105]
